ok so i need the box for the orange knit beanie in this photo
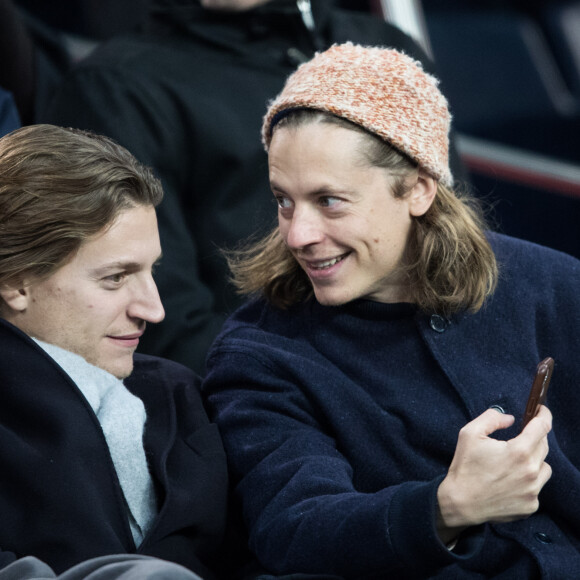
[262,42,453,187]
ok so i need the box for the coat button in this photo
[534,532,553,544]
[429,314,448,333]
[489,405,506,414]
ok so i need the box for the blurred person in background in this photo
[43,0,465,374]
[0,0,149,125]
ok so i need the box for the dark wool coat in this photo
[0,320,229,579]
[42,0,465,374]
[203,233,580,579]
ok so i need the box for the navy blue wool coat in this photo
[204,233,580,579]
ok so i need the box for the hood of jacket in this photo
[146,0,336,58]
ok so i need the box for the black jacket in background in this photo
[43,0,463,374]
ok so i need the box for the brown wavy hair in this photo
[229,110,498,316]
[0,124,163,292]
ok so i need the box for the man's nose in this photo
[284,208,324,250]
[129,276,165,323]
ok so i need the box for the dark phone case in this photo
[521,357,554,430]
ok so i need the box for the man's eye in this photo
[275,196,292,209]
[319,196,340,207]
[104,273,125,284]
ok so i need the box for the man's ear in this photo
[0,286,30,312]
[408,169,438,217]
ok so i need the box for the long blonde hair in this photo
[229,110,497,315]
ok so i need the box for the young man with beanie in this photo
[202,43,580,578]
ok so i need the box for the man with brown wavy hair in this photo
[203,44,580,578]
[0,125,231,579]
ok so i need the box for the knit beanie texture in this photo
[262,42,453,187]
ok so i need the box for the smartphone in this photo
[521,357,554,431]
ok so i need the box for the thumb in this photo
[471,407,515,438]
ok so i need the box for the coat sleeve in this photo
[203,337,482,578]
[41,65,226,374]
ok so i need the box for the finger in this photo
[467,407,515,438]
[539,461,553,489]
[535,404,553,425]
[520,405,552,443]
[507,424,551,480]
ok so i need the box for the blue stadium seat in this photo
[424,8,580,159]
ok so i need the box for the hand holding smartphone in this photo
[521,357,554,431]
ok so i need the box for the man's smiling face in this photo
[10,205,164,378]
